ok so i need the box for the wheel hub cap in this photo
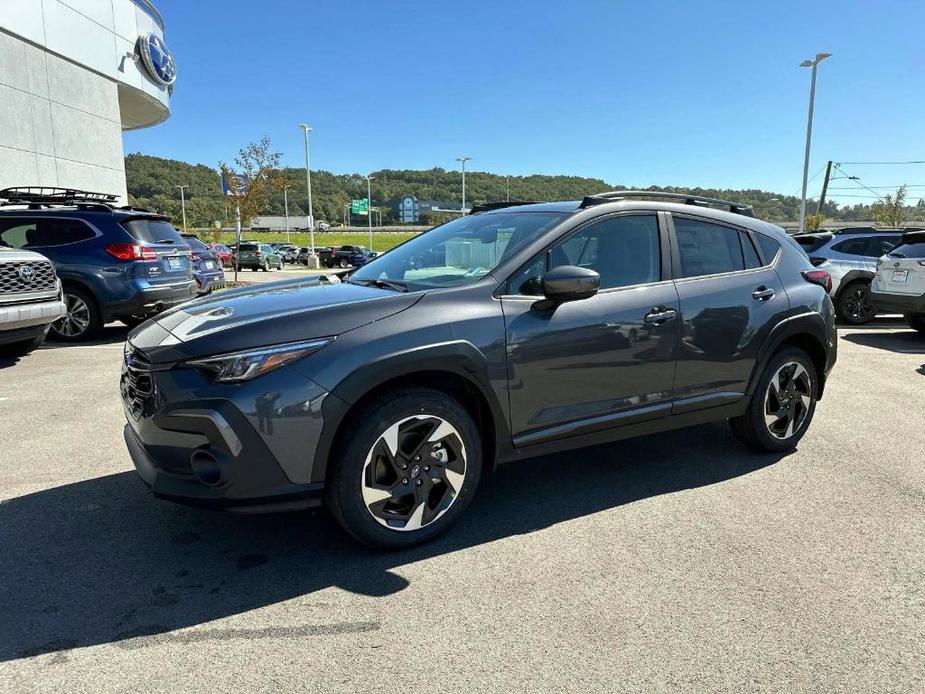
[361,415,467,532]
[764,362,812,440]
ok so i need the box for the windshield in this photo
[350,211,565,289]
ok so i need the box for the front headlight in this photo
[187,338,332,383]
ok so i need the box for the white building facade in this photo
[0,0,173,201]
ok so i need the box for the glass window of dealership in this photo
[0,0,174,202]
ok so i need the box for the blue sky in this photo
[126,0,925,202]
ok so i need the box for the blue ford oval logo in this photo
[138,33,176,86]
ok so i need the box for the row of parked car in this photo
[0,187,226,354]
[793,226,925,330]
[208,242,377,271]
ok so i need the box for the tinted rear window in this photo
[122,218,185,245]
[794,234,830,252]
[890,241,925,258]
[182,236,209,251]
[239,242,259,251]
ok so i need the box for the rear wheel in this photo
[50,287,101,341]
[836,281,875,324]
[326,388,482,549]
[904,313,925,334]
[730,347,818,453]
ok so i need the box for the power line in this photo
[836,160,925,165]
[828,184,925,190]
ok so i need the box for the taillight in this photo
[105,243,157,261]
[808,256,827,267]
[255,251,262,256]
[802,269,832,293]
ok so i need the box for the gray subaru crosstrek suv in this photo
[122,192,838,549]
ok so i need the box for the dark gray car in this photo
[121,192,838,549]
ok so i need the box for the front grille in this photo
[121,350,155,418]
[0,260,57,296]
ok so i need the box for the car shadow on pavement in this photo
[0,422,787,661]
[38,324,130,350]
[841,329,925,354]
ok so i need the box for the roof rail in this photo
[0,187,119,208]
[469,201,542,214]
[579,190,755,217]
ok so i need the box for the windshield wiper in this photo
[154,238,176,244]
[348,278,409,292]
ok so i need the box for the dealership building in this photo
[0,0,173,202]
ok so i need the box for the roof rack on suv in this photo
[0,186,119,210]
[469,201,542,214]
[579,190,755,217]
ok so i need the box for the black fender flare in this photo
[310,340,510,482]
[833,269,874,302]
[745,312,830,399]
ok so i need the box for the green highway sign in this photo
[351,198,369,215]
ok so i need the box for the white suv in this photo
[870,231,925,333]
[0,246,66,356]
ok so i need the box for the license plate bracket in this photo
[891,270,908,282]
[165,256,182,271]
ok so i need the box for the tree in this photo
[871,185,907,227]
[804,213,825,231]
[218,137,284,232]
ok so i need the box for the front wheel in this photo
[326,388,482,549]
[904,313,925,334]
[730,347,818,453]
[836,281,875,325]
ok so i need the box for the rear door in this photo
[669,214,789,408]
[120,217,191,287]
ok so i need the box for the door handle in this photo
[752,286,775,301]
[644,308,677,325]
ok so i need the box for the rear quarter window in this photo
[755,232,782,263]
[890,241,925,258]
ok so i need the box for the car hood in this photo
[129,277,422,363]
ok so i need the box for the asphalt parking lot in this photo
[0,322,922,693]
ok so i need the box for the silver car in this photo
[793,228,907,324]
[0,246,66,357]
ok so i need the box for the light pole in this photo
[175,185,189,232]
[798,52,832,234]
[298,123,318,267]
[366,174,374,251]
[456,157,472,214]
[506,175,510,202]
[283,186,290,244]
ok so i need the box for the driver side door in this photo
[499,212,680,446]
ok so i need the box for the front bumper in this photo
[869,289,925,315]
[108,281,196,319]
[0,297,65,332]
[120,356,329,512]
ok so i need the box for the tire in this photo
[262,259,270,272]
[49,287,102,341]
[836,281,875,325]
[729,347,818,453]
[326,388,482,550]
[339,258,349,268]
[904,313,925,334]
[0,332,45,357]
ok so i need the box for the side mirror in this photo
[539,265,600,305]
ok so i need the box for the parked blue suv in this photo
[0,188,194,340]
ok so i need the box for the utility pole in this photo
[798,52,832,234]
[298,123,318,267]
[816,160,833,215]
[175,185,189,232]
[506,175,510,202]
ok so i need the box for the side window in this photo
[867,236,900,257]
[510,215,661,295]
[674,217,745,278]
[740,231,762,269]
[831,238,869,256]
[0,220,38,248]
[34,219,96,246]
[756,233,782,263]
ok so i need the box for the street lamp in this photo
[298,123,318,267]
[366,174,374,251]
[797,52,832,234]
[175,184,189,232]
[456,156,472,215]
